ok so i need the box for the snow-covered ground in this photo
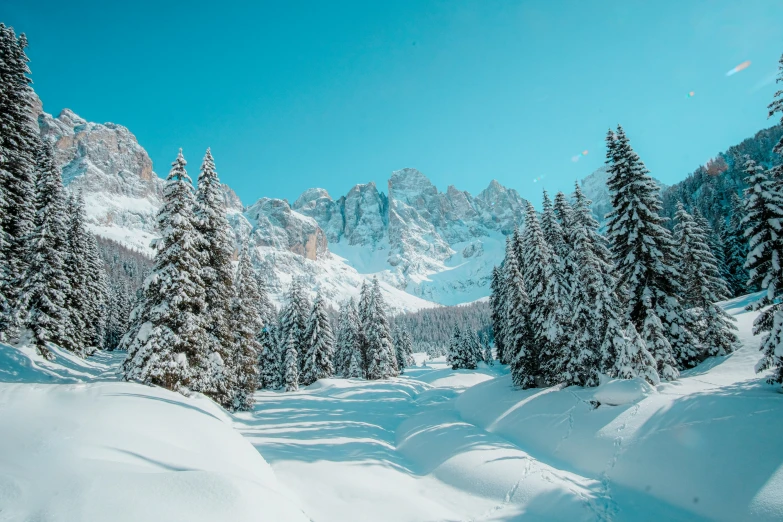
[2,294,782,521]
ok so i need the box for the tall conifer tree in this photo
[605,125,695,368]
[121,150,211,394]
[18,143,70,358]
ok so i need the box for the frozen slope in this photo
[241,294,783,521]
[2,294,781,521]
[0,344,309,522]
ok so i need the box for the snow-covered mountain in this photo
[32,97,619,312]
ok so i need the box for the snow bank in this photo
[592,377,655,406]
[456,334,783,520]
[0,344,308,522]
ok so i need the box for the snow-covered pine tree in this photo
[541,190,568,262]
[520,200,565,386]
[357,279,371,372]
[612,322,660,386]
[462,327,482,370]
[194,149,236,396]
[540,191,573,350]
[365,278,398,379]
[229,245,261,410]
[65,191,108,353]
[278,279,310,375]
[605,125,696,368]
[553,191,580,289]
[750,61,783,384]
[82,217,109,350]
[248,241,277,328]
[334,298,360,377]
[397,327,415,371]
[504,236,535,388]
[573,183,613,265]
[62,193,89,354]
[120,150,210,394]
[17,142,71,358]
[693,209,730,301]
[641,296,680,381]
[0,27,38,338]
[283,331,299,392]
[346,333,365,379]
[490,263,507,364]
[301,293,335,386]
[674,203,738,359]
[254,274,277,329]
[722,192,749,297]
[560,184,622,387]
[258,324,281,389]
[480,332,493,365]
[447,323,462,369]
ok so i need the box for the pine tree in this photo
[560,187,619,387]
[301,293,335,386]
[278,279,310,376]
[611,323,660,385]
[365,278,398,379]
[693,209,730,301]
[751,59,783,384]
[283,331,299,392]
[64,191,108,353]
[447,324,463,369]
[723,192,749,296]
[641,296,680,381]
[504,237,535,387]
[0,27,38,338]
[392,325,414,373]
[462,327,482,369]
[346,334,364,379]
[258,324,281,389]
[605,125,695,369]
[490,263,507,364]
[520,200,565,385]
[17,142,71,358]
[229,245,261,410]
[480,332,493,365]
[334,298,360,376]
[121,150,210,394]
[357,280,371,372]
[83,222,109,350]
[194,149,236,393]
[674,203,738,359]
[398,327,415,371]
[62,193,89,354]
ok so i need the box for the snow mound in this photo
[593,377,656,406]
[0,344,309,522]
[0,342,119,383]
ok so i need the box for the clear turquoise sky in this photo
[6,1,783,205]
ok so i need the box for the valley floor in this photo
[2,294,783,521]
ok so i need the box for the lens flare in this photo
[687,91,695,98]
[726,61,751,76]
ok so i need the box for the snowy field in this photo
[2,294,783,521]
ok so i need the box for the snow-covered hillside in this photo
[2,294,782,521]
[0,345,308,522]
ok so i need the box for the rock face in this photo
[246,198,327,261]
[290,168,529,304]
[38,97,644,310]
[32,102,434,312]
[36,104,163,252]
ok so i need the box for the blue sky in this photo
[6,0,783,205]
